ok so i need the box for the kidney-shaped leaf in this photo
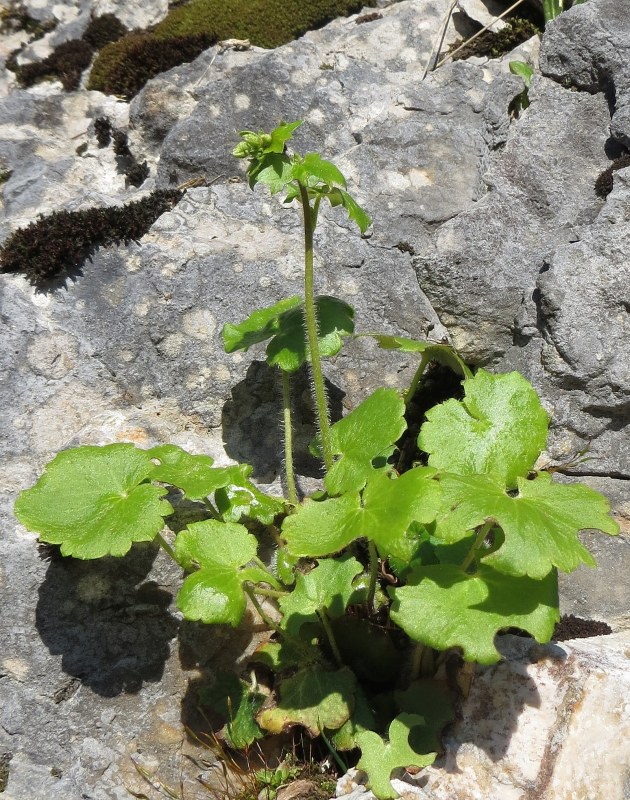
[14,444,172,559]
[283,469,440,559]
[257,666,356,736]
[357,714,436,800]
[418,370,549,488]
[325,388,407,496]
[434,472,619,578]
[279,554,363,635]
[389,563,559,664]
[175,519,258,570]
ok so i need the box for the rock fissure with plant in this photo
[13,121,619,800]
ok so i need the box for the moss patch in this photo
[88,0,374,99]
[0,189,182,287]
[452,17,541,61]
[595,154,630,199]
[6,14,126,91]
[87,31,213,100]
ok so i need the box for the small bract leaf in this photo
[249,153,295,193]
[222,296,301,354]
[279,554,363,635]
[257,666,356,736]
[389,563,559,664]
[325,388,407,496]
[267,120,303,153]
[434,472,619,578]
[147,444,237,500]
[369,335,472,378]
[292,153,347,189]
[223,296,354,373]
[199,671,265,748]
[282,468,440,559]
[418,370,549,488]
[325,187,371,233]
[214,464,285,524]
[357,714,436,800]
[266,296,355,372]
[14,444,172,559]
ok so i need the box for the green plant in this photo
[509,59,534,111]
[14,122,619,800]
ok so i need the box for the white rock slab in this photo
[335,632,630,800]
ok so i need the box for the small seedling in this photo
[14,122,618,799]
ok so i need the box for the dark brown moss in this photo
[0,5,56,39]
[553,614,612,641]
[10,38,93,90]
[94,116,112,148]
[0,189,183,287]
[0,169,13,184]
[82,13,127,50]
[595,154,630,199]
[356,12,382,24]
[452,17,541,61]
[87,32,214,100]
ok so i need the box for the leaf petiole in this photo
[155,531,179,564]
[461,520,493,572]
[281,368,298,505]
[318,608,343,666]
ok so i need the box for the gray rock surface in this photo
[1,0,629,797]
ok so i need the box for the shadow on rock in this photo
[178,613,258,735]
[36,542,177,697]
[222,360,345,484]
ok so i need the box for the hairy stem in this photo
[461,520,493,572]
[155,532,178,564]
[319,727,349,773]
[366,540,379,613]
[253,586,289,599]
[410,642,424,682]
[318,609,343,666]
[280,368,298,505]
[404,352,431,407]
[299,183,333,471]
[244,584,284,635]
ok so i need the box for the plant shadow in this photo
[221,360,344,484]
[35,541,177,697]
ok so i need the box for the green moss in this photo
[88,0,375,99]
[87,32,213,99]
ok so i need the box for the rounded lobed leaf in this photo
[257,666,356,737]
[14,444,172,559]
[325,388,407,496]
[389,563,559,664]
[278,554,363,634]
[174,519,257,570]
[147,443,238,500]
[418,370,549,488]
[433,472,619,578]
[369,334,472,378]
[222,296,301,354]
[356,714,436,800]
[177,563,247,626]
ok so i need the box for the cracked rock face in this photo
[1,0,629,797]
